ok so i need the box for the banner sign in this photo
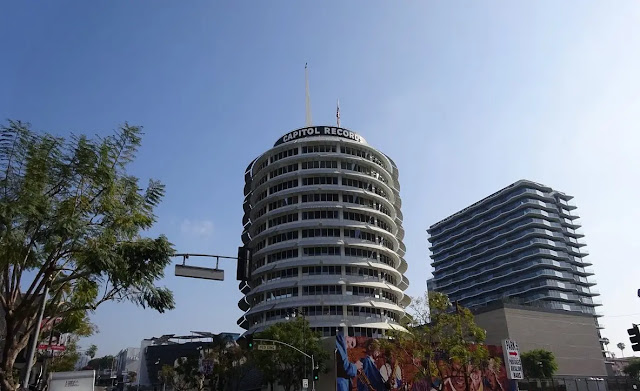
[336,335,518,391]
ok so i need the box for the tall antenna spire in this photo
[305,63,312,127]
[336,99,341,127]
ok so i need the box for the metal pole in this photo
[22,282,50,390]
[311,354,315,391]
[37,319,56,391]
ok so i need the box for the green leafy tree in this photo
[207,337,252,391]
[159,356,205,391]
[47,338,80,373]
[39,313,94,380]
[0,120,175,390]
[87,355,115,371]
[158,365,178,390]
[252,315,329,391]
[381,291,491,391]
[85,344,98,359]
[521,349,558,378]
[623,358,640,379]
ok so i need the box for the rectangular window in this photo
[267,230,299,245]
[303,306,343,316]
[255,159,269,174]
[301,145,337,153]
[269,163,299,179]
[301,193,340,203]
[379,254,394,266]
[302,285,342,296]
[340,146,385,168]
[302,265,341,275]
[268,196,299,211]
[266,248,299,264]
[266,287,298,301]
[301,210,339,220]
[344,247,377,259]
[266,268,298,281]
[303,247,340,256]
[269,179,299,195]
[268,213,299,228]
[270,148,299,163]
[301,160,338,169]
[301,228,341,238]
[302,176,339,186]
[343,211,375,224]
[256,190,267,202]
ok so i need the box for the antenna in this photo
[336,98,341,127]
[305,63,312,127]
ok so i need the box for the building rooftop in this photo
[428,179,573,231]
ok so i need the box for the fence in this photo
[518,377,639,391]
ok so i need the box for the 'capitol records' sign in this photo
[274,126,366,146]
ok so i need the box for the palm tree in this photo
[602,338,610,354]
[85,344,97,359]
[617,342,626,357]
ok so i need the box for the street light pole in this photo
[22,281,51,390]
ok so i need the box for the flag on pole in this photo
[336,99,341,127]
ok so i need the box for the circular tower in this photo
[238,126,410,338]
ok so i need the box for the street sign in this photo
[175,264,224,281]
[257,344,276,351]
[502,339,523,380]
[302,379,309,389]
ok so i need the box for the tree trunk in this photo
[1,345,23,391]
[1,298,41,391]
[1,314,36,391]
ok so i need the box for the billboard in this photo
[336,334,517,391]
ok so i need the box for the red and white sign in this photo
[38,344,66,352]
[38,332,70,355]
[40,317,63,332]
[502,339,523,380]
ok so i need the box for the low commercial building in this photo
[474,301,607,378]
[136,332,243,389]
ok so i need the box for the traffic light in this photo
[247,334,254,350]
[313,367,319,381]
[628,324,640,352]
[237,334,254,350]
[236,247,252,281]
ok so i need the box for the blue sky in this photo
[2,2,639,357]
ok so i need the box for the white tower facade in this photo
[238,126,410,338]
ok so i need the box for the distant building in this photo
[114,347,140,381]
[606,356,638,377]
[427,179,600,315]
[75,354,89,370]
[474,301,607,378]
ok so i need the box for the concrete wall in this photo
[475,305,607,377]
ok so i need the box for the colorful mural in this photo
[336,334,517,391]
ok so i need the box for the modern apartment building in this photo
[427,180,600,316]
[238,126,410,338]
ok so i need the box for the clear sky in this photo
[2,2,639,358]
